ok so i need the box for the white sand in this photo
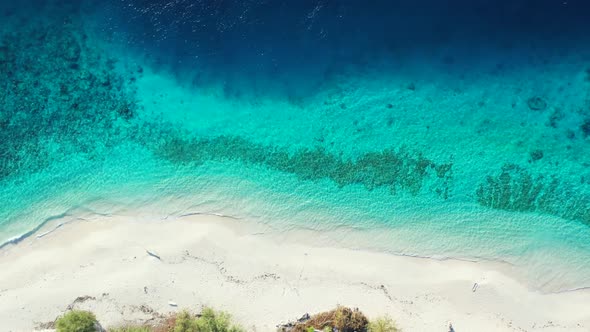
[0,214,589,332]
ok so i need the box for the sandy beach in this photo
[0,213,589,332]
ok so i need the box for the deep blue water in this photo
[1,0,590,291]
[90,0,590,98]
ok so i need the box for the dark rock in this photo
[527,96,547,111]
[94,321,106,332]
[298,313,310,322]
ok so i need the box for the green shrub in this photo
[195,307,244,332]
[368,316,400,332]
[173,307,244,332]
[109,326,152,332]
[56,310,98,332]
[174,310,199,332]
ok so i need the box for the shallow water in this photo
[1,0,590,292]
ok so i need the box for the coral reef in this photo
[0,1,453,202]
[476,164,590,226]
[0,4,139,181]
[155,134,453,198]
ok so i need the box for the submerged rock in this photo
[529,149,544,162]
[581,118,590,138]
[527,96,547,111]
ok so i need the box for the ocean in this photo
[1,0,590,292]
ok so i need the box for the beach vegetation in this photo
[51,306,399,332]
[56,310,99,332]
[109,327,152,332]
[104,307,244,332]
[171,307,245,332]
[333,306,369,332]
[288,306,369,332]
[173,310,199,332]
[367,316,401,332]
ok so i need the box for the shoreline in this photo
[1,213,589,331]
[3,205,589,295]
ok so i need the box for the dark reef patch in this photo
[547,109,564,128]
[477,164,590,226]
[154,134,453,198]
[529,149,544,162]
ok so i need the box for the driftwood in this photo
[66,295,96,310]
[146,249,161,260]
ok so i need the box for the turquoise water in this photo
[1,0,590,292]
